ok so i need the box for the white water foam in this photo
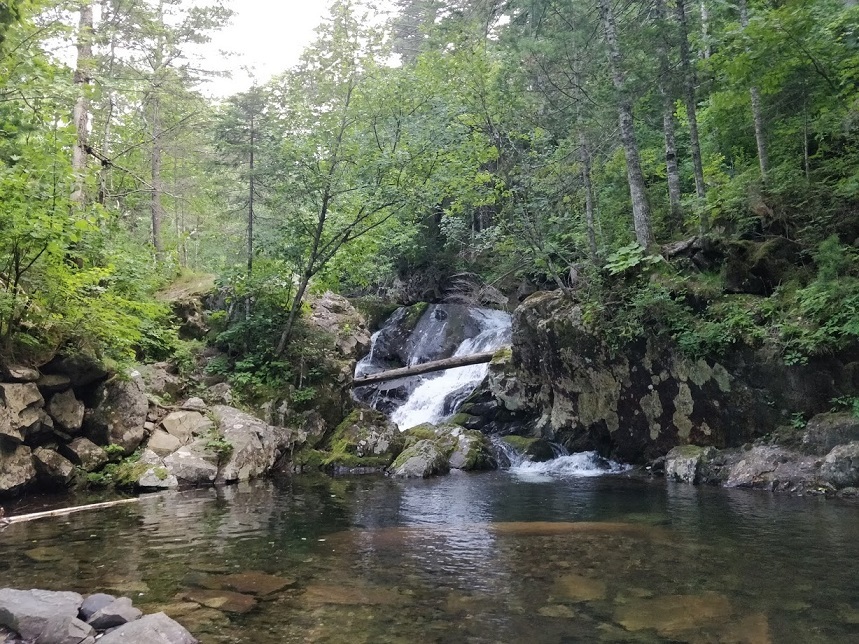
[391,308,511,430]
[510,452,631,483]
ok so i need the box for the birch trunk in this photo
[740,0,769,179]
[676,0,708,231]
[598,0,654,248]
[150,0,165,257]
[71,1,93,206]
[654,0,683,227]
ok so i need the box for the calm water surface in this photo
[1,471,858,643]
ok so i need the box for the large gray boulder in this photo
[213,405,302,483]
[59,437,108,472]
[86,596,142,630]
[665,445,717,484]
[137,363,183,400]
[0,588,88,643]
[0,445,36,496]
[307,292,372,360]
[33,448,76,487]
[96,612,197,644]
[801,413,859,455]
[161,411,212,444]
[388,439,450,479]
[147,429,182,457]
[85,372,148,455]
[721,446,819,492]
[0,383,44,445]
[820,442,859,489]
[47,390,85,433]
[135,450,179,490]
[163,440,219,486]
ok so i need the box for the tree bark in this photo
[580,131,599,260]
[675,0,708,233]
[352,351,498,388]
[71,1,93,206]
[598,0,654,248]
[654,0,683,228]
[739,0,769,179]
[150,0,165,257]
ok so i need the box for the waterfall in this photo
[355,305,511,430]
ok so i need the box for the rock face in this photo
[389,439,450,478]
[308,292,372,360]
[59,437,108,472]
[33,448,76,488]
[161,411,212,445]
[85,373,148,455]
[496,290,855,463]
[0,383,45,445]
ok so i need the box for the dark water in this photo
[1,472,858,643]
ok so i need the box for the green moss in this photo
[402,302,430,332]
[349,297,400,331]
[294,448,326,470]
[501,435,539,453]
[491,346,513,365]
[448,413,472,427]
[154,466,169,481]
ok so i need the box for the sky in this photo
[201,1,329,97]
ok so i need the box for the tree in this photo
[597,0,654,248]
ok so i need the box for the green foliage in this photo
[605,244,666,276]
[830,396,859,419]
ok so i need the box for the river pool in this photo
[1,470,858,643]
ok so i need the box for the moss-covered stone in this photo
[318,408,405,472]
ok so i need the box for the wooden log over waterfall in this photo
[352,351,500,388]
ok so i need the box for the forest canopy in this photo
[1,0,858,395]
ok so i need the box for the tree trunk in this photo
[352,351,498,387]
[654,0,682,228]
[150,0,165,258]
[150,93,164,256]
[71,1,93,206]
[676,0,708,231]
[248,111,255,279]
[598,0,654,248]
[739,0,768,179]
[580,131,599,261]
[699,0,711,59]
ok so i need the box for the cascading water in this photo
[355,304,511,429]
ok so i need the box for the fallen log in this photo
[1,498,140,526]
[352,351,499,388]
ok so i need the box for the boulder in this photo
[47,390,85,433]
[0,383,44,446]
[307,292,372,360]
[205,383,233,405]
[388,439,450,478]
[96,612,197,644]
[321,408,405,473]
[59,437,108,472]
[137,363,182,400]
[33,448,76,487]
[135,450,179,490]
[36,374,72,394]
[2,365,40,382]
[181,397,207,412]
[161,411,212,444]
[79,594,116,621]
[147,429,182,457]
[163,440,218,486]
[720,446,820,492]
[0,588,85,642]
[85,373,148,455]
[213,405,303,483]
[0,445,36,496]
[24,410,57,445]
[820,442,859,489]
[86,597,142,630]
[801,413,859,456]
[41,355,108,389]
[665,445,716,484]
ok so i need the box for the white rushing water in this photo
[390,307,511,430]
[510,452,631,482]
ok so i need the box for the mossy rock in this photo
[349,297,401,332]
[501,435,556,463]
[320,408,405,471]
[402,302,430,332]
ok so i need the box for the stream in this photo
[1,475,858,643]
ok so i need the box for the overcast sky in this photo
[200,1,330,97]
